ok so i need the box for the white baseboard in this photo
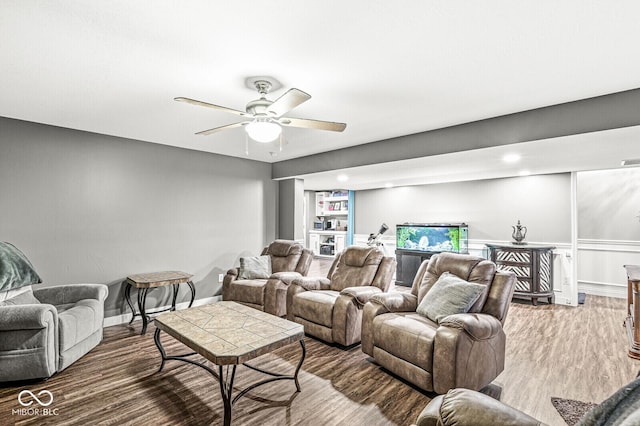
[578,280,626,299]
[103,296,222,327]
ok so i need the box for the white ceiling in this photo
[2,1,640,189]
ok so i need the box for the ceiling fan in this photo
[175,79,347,144]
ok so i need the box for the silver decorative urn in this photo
[512,220,527,245]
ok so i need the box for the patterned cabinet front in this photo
[486,244,555,305]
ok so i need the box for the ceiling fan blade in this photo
[279,117,347,132]
[267,89,311,117]
[195,121,248,136]
[175,97,249,117]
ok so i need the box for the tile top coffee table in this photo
[124,270,195,335]
[153,301,305,425]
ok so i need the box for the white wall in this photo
[353,174,576,304]
[355,174,572,243]
[577,168,640,298]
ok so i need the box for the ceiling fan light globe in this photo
[245,121,281,143]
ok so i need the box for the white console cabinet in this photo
[309,230,347,257]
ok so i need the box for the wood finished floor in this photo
[1,257,638,425]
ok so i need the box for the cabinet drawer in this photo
[495,250,531,264]
[496,264,531,279]
[514,278,533,293]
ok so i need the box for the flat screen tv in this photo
[396,223,468,253]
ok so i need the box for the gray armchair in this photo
[0,283,108,382]
[286,246,396,346]
[362,252,516,394]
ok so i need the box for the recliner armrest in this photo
[0,304,58,330]
[291,277,331,291]
[439,313,503,340]
[34,284,108,306]
[416,388,544,426]
[414,394,444,426]
[226,267,239,277]
[369,292,418,313]
[269,271,302,286]
[340,286,382,306]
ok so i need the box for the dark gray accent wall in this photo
[577,168,640,240]
[273,88,640,179]
[278,178,304,241]
[0,117,277,318]
[355,174,572,243]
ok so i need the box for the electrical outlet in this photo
[218,273,224,283]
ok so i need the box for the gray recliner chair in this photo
[362,252,516,394]
[0,242,108,382]
[286,246,397,346]
[223,240,313,317]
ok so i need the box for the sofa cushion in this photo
[0,242,42,292]
[226,279,267,306]
[58,299,103,352]
[292,290,340,327]
[0,287,41,306]
[268,240,303,273]
[417,272,486,323]
[268,239,301,257]
[239,255,272,279]
[373,312,437,371]
[330,247,384,291]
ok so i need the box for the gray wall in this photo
[355,174,572,243]
[578,168,640,240]
[274,88,640,179]
[0,117,277,318]
[278,178,304,241]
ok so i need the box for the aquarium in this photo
[396,223,468,253]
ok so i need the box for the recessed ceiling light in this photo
[336,174,349,182]
[503,153,521,163]
[384,183,394,188]
[519,170,531,176]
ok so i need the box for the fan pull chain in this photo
[279,133,283,152]
[245,133,249,156]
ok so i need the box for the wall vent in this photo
[621,158,640,166]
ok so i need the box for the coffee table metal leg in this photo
[154,332,304,424]
[293,339,306,391]
[236,338,306,400]
[154,328,167,372]
[219,365,237,426]
[187,281,196,308]
[124,283,136,325]
[154,328,201,373]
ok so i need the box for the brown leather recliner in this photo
[415,388,543,426]
[362,252,516,394]
[223,240,313,316]
[286,246,396,346]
